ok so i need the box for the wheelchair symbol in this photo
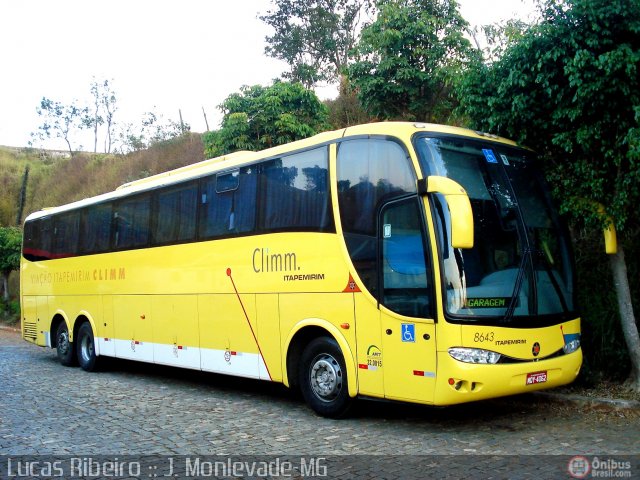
[401,324,415,343]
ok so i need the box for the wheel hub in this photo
[310,354,342,402]
[80,334,93,363]
[58,330,69,354]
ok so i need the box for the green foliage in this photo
[324,78,375,128]
[115,111,189,154]
[8,299,19,315]
[0,226,21,303]
[0,148,28,226]
[0,298,20,325]
[260,0,373,86]
[476,19,530,63]
[346,0,476,122]
[459,0,640,234]
[457,0,640,381]
[204,82,329,157]
[0,227,21,276]
[573,231,640,383]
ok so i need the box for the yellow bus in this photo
[21,122,591,418]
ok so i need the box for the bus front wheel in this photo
[76,322,99,372]
[55,321,77,367]
[299,337,353,418]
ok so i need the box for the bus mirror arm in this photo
[573,198,617,255]
[417,176,474,249]
[603,223,617,255]
[595,206,617,255]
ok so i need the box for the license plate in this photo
[526,370,548,385]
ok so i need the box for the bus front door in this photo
[379,197,437,404]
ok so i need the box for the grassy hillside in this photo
[0,133,205,227]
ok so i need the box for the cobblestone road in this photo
[1,328,638,477]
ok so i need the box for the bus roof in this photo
[24,122,518,221]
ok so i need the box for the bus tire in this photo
[55,321,77,367]
[299,337,353,418]
[76,322,99,372]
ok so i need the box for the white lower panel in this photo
[96,339,271,381]
[201,348,261,379]
[97,337,115,357]
[113,338,154,363]
[153,343,201,370]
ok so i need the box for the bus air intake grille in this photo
[22,321,37,341]
[497,348,565,364]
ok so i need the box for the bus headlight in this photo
[448,347,501,364]
[562,338,581,355]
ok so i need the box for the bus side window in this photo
[39,218,53,260]
[80,203,112,254]
[381,198,432,318]
[23,217,53,261]
[260,147,332,232]
[114,195,151,249]
[199,167,256,239]
[337,138,416,298]
[53,211,80,258]
[155,183,197,244]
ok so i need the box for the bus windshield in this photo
[415,135,576,325]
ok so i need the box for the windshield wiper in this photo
[503,248,531,322]
[504,247,570,323]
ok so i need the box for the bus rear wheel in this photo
[55,321,77,367]
[299,337,353,418]
[76,322,99,372]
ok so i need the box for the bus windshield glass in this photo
[415,135,576,325]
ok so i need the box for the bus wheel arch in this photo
[284,322,357,417]
[51,314,77,367]
[286,325,329,391]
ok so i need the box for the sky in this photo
[0,0,537,151]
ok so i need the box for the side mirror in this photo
[418,176,474,249]
[585,200,617,255]
[602,215,617,255]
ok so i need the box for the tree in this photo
[469,19,530,64]
[15,166,29,227]
[100,79,118,154]
[115,110,189,154]
[87,79,105,153]
[324,77,374,128]
[203,81,329,157]
[0,227,21,302]
[260,0,373,86]
[346,0,475,122]
[458,0,640,389]
[84,78,118,154]
[31,98,89,156]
